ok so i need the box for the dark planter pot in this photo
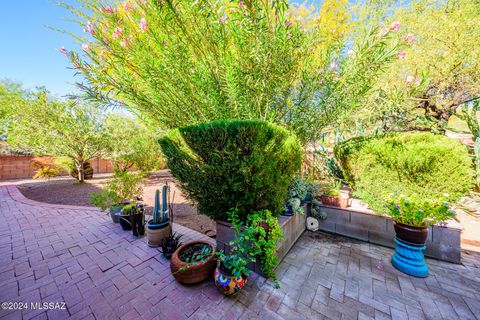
[301,193,312,205]
[119,215,132,230]
[109,202,130,223]
[282,202,294,216]
[135,213,145,236]
[393,222,428,245]
[170,241,216,284]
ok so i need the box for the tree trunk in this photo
[77,160,85,183]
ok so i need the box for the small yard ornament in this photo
[306,217,319,231]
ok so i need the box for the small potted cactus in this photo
[146,185,172,247]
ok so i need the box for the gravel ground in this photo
[15,170,216,237]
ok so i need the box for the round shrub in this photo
[334,132,473,213]
[159,120,303,222]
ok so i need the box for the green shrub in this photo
[159,120,303,222]
[334,132,473,213]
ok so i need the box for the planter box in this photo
[313,204,462,264]
[216,207,307,275]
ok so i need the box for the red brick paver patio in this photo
[1,185,479,320]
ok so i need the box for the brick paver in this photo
[1,185,479,319]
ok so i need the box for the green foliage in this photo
[217,209,283,286]
[89,189,121,211]
[284,176,318,214]
[335,132,473,213]
[475,137,480,188]
[386,195,456,227]
[32,157,60,180]
[159,120,302,222]
[61,0,403,143]
[103,114,164,175]
[89,171,145,210]
[121,203,137,215]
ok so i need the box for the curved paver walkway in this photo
[1,185,480,320]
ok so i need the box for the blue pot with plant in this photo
[386,195,456,278]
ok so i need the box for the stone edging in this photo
[5,185,101,211]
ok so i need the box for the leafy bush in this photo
[89,171,145,210]
[32,157,60,179]
[334,132,473,213]
[159,120,302,221]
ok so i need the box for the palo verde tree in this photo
[361,0,480,133]
[6,87,108,182]
[60,0,405,143]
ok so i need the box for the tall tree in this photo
[6,88,108,182]
[60,0,404,143]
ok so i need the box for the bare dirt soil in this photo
[16,170,216,237]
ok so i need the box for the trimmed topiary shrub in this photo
[334,132,473,213]
[159,120,303,222]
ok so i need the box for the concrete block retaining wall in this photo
[216,208,306,275]
[314,204,462,264]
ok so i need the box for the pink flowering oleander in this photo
[139,18,148,32]
[403,33,416,45]
[113,27,122,39]
[239,1,244,7]
[397,50,406,59]
[123,1,136,11]
[59,47,67,56]
[389,21,401,32]
[284,20,293,27]
[82,44,90,51]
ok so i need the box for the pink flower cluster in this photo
[397,50,406,59]
[101,6,115,14]
[82,44,91,51]
[239,1,244,7]
[403,33,416,45]
[84,21,95,34]
[113,27,122,39]
[59,47,68,56]
[406,75,420,85]
[284,20,293,28]
[219,13,227,24]
[139,18,148,32]
[389,21,401,32]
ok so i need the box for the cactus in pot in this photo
[147,184,172,247]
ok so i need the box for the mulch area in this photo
[16,170,216,237]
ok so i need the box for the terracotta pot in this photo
[146,219,171,247]
[170,241,216,284]
[214,264,247,296]
[393,222,428,245]
[320,195,349,208]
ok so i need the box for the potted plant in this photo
[146,185,172,247]
[319,180,349,208]
[89,171,145,223]
[170,241,216,284]
[118,202,145,236]
[386,195,456,277]
[283,176,318,216]
[214,251,250,296]
[160,233,182,259]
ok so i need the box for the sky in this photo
[0,1,324,98]
[0,1,82,98]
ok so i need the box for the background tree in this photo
[103,113,164,175]
[359,0,480,133]
[61,0,404,143]
[6,88,108,182]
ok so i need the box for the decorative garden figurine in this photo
[387,195,456,277]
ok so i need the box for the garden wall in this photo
[216,208,306,275]
[314,204,462,264]
[0,155,114,180]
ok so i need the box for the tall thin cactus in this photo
[161,184,169,222]
[153,189,161,224]
[153,185,169,224]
